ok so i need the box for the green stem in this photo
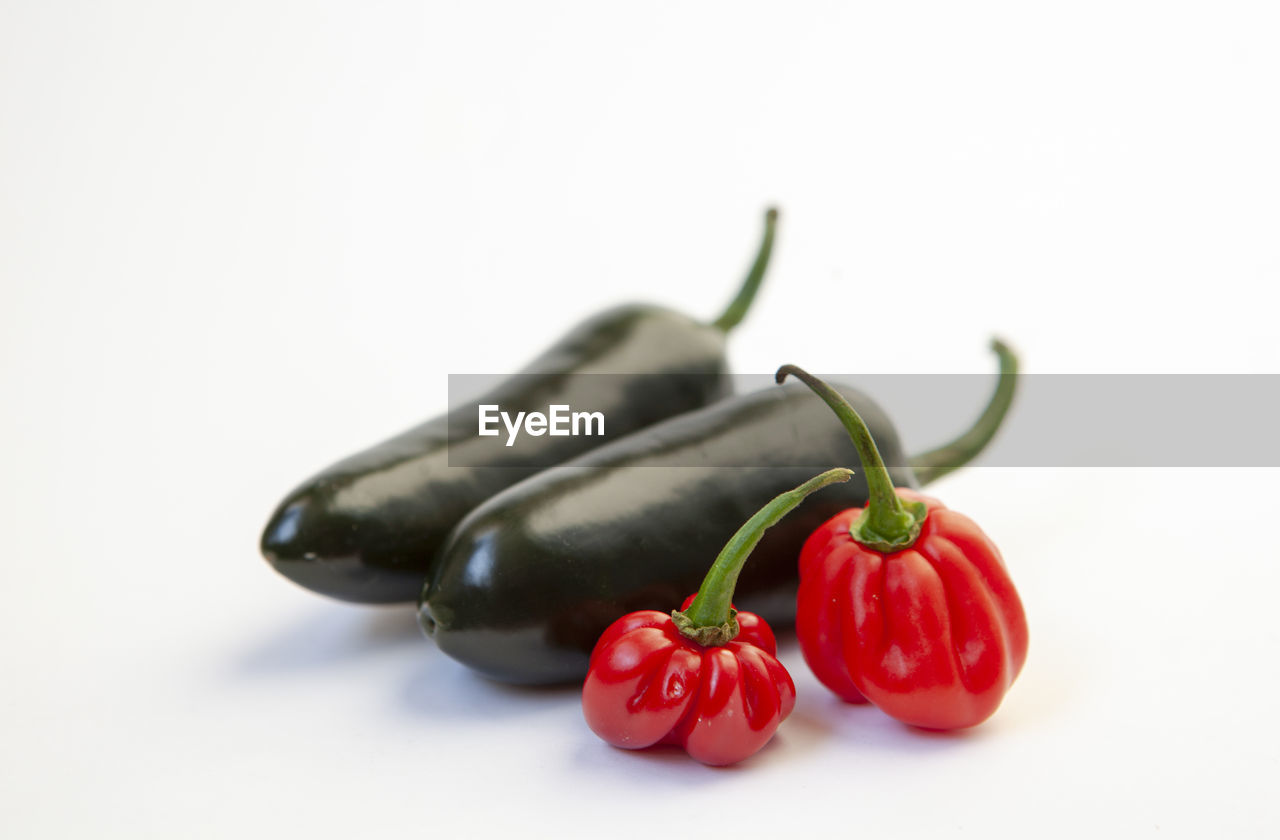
[677,467,853,645]
[710,207,778,332]
[910,338,1019,484]
[776,366,926,553]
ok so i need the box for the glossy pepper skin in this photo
[260,209,777,604]
[421,343,1017,685]
[583,470,854,765]
[583,600,795,766]
[798,491,1028,729]
[781,363,1028,730]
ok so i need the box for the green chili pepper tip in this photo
[711,207,779,332]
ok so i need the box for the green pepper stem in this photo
[910,338,1019,484]
[710,208,778,332]
[776,366,926,552]
[680,467,853,638]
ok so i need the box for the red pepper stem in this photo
[711,208,778,332]
[776,366,926,553]
[678,467,853,642]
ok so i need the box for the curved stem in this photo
[910,338,1019,484]
[776,366,925,552]
[680,467,853,639]
[710,207,778,332]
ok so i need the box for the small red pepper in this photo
[778,365,1029,731]
[581,468,854,766]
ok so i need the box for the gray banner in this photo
[445,373,1280,467]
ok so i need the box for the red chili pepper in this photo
[777,365,1029,731]
[581,468,854,766]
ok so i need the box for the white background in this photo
[3,2,1278,838]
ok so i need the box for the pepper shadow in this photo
[796,692,993,754]
[565,733,769,787]
[232,603,424,676]
[399,651,582,721]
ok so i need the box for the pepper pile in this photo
[581,368,1027,764]
[258,208,1028,767]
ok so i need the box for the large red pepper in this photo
[778,365,1028,730]
[581,468,854,766]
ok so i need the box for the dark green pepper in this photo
[419,341,1017,684]
[261,209,778,603]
